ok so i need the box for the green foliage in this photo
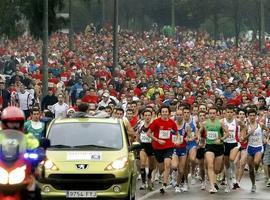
[0,0,269,39]
[162,26,176,37]
[0,0,64,39]
[0,0,23,38]
[20,0,65,39]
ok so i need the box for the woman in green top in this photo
[199,107,228,194]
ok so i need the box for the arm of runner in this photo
[185,124,194,142]
[239,124,248,142]
[146,126,165,145]
[220,121,229,141]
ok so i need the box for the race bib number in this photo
[225,129,236,142]
[207,131,218,140]
[159,130,171,139]
[140,132,152,143]
[172,135,183,144]
[249,135,262,146]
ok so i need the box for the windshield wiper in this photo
[50,144,72,148]
[73,145,117,149]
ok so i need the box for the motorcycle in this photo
[0,129,44,200]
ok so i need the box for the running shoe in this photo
[214,183,219,190]
[181,183,188,192]
[232,183,240,190]
[266,179,270,188]
[139,183,146,190]
[224,186,231,193]
[200,181,206,190]
[251,185,256,193]
[209,187,217,194]
[175,186,182,193]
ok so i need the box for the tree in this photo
[20,0,64,39]
[0,0,23,38]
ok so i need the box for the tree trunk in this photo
[68,0,74,51]
[171,0,175,28]
[113,0,119,74]
[233,0,240,47]
[259,0,265,52]
[213,0,219,43]
[213,12,219,42]
[42,0,48,98]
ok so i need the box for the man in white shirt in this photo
[16,84,34,119]
[50,94,69,118]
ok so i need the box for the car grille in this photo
[49,174,116,190]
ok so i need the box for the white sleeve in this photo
[51,104,56,114]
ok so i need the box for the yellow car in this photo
[37,117,139,199]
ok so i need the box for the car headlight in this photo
[0,167,8,184]
[42,160,58,171]
[9,165,26,185]
[105,156,128,171]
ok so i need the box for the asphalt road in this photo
[136,172,270,200]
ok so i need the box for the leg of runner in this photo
[235,149,247,189]
[248,152,262,192]
[161,157,171,193]
[214,154,224,188]
[176,154,187,193]
[139,150,147,190]
[225,146,239,192]
[248,155,256,192]
[264,144,270,187]
[196,148,206,190]
[147,155,155,190]
[205,151,217,193]
[171,154,179,188]
[199,158,206,190]
[224,152,231,192]
[188,147,197,185]
[254,152,263,175]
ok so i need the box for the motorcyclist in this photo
[1,106,39,149]
[1,106,41,199]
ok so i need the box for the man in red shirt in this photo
[81,87,99,104]
[147,105,178,194]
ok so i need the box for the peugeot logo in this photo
[76,164,88,170]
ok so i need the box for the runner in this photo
[183,105,198,186]
[245,108,268,192]
[146,105,178,194]
[137,109,155,190]
[196,111,207,190]
[171,109,188,193]
[234,108,248,189]
[199,107,229,194]
[222,105,240,193]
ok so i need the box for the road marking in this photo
[138,185,172,200]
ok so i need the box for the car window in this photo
[48,122,123,149]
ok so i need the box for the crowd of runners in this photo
[0,24,270,194]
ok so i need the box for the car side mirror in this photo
[40,138,51,149]
[128,142,142,152]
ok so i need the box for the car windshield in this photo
[48,122,123,150]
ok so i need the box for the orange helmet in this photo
[1,106,25,131]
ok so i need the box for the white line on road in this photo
[138,185,172,200]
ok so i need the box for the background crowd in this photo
[0,25,270,124]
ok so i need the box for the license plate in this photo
[66,191,97,198]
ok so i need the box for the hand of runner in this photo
[157,139,166,145]
[215,138,222,144]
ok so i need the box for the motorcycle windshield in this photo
[0,129,26,161]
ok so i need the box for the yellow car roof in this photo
[52,117,120,124]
